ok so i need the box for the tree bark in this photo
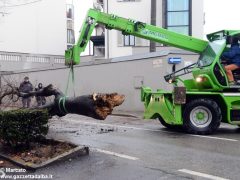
[4,84,125,120]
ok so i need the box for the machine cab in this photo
[190,30,240,91]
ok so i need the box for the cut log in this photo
[17,85,125,120]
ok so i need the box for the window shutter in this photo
[117,31,123,46]
[135,38,150,46]
[135,37,142,46]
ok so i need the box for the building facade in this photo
[66,0,75,49]
[92,0,204,59]
[0,0,74,56]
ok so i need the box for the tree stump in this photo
[18,84,125,120]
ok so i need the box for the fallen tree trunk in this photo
[6,84,125,120]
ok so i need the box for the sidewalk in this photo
[111,111,144,119]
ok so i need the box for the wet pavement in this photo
[29,113,240,180]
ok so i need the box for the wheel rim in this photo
[189,106,212,128]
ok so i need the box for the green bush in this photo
[0,109,49,147]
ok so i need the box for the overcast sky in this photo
[73,0,92,42]
[74,0,240,38]
[204,0,240,34]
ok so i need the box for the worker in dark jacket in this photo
[19,77,33,108]
[35,83,46,107]
[222,36,240,85]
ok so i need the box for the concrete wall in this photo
[192,0,204,38]
[0,0,67,55]
[3,52,198,111]
[0,51,94,71]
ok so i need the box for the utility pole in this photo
[150,0,156,52]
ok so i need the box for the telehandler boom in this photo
[65,9,240,134]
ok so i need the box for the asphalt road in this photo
[32,113,240,180]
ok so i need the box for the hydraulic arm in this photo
[65,9,208,65]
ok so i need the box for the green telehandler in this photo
[65,9,240,135]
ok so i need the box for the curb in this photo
[111,113,140,118]
[0,142,89,170]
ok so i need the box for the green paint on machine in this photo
[65,8,240,135]
[140,29,169,41]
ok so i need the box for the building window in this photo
[166,0,191,35]
[124,35,135,46]
[67,20,74,30]
[67,45,73,49]
[97,0,103,4]
[66,4,74,19]
[67,29,75,44]
[117,0,141,2]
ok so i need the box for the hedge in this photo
[0,109,49,147]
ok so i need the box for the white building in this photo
[0,0,74,56]
[91,0,204,59]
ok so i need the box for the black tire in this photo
[183,98,221,135]
[158,117,181,130]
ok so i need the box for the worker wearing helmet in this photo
[222,36,240,85]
